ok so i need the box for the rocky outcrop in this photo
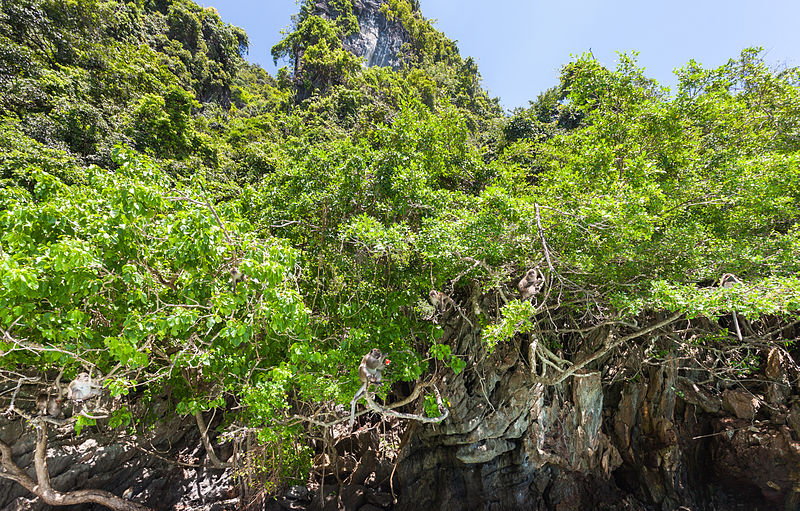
[394,327,628,511]
[393,302,800,511]
[4,314,798,511]
[344,0,409,69]
[314,0,411,70]
[0,394,238,511]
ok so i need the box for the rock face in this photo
[393,302,800,511]
[0,395,238,511]
[314,0,411,69]
[394,322,628,511]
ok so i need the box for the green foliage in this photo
[423,393,440,417]
[0,123,86,186]
[430,343,466,374]
[380,0,458,66]
[161,1,248,103]
[0,0,246,163]
[646,276,800,319]
[130,85,204,159]
[272,12,361,93]
[0,147,310,430]
[2,0,799,492]
[483,300,537,350]
[531,51,800,297]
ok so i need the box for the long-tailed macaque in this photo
[428,290,455,313]
[350,349,391,428]
[35,393,63,418]
[518,268,544,301]
[358,348,389,385]
[66,372,102,401]
[230,267,245,293]
[720,273,743,342]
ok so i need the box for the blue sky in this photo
[211,0,800,111]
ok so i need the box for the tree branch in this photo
[0,421,151,511]
[534,311,684,385]
[195,410,231,469]
[364,386,449,424]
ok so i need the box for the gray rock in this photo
[285,485,310,501]
[314,0,411,70]
[365,489,393,507]
[788,403,800,439]
[766,348,791,404]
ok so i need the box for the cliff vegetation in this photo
[1,1,799,510]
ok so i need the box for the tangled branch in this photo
[0,412,150,511]
[530,311,684,385]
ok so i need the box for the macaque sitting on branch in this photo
[359,348,389,384]
[350,349,390,428]
[518,268,544,302]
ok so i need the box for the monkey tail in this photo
[731,310,743,342]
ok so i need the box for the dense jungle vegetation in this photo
[1,0,799,504]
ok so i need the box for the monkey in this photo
[719,273,741,288]
[35,392,63,418]
[358,348,389,385]
[48,395,63,417]
[720,273,743,342]
[719,273,742,289]
[350,349,391,428]
[518,268,544,301]
[428,290,455,313]
[230,267,246,293]
[35,392,48,415]
[426,289,475,328]
[35,370,65,418]
[66,372,102,401]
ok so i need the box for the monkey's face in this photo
[369,348,382,359]
[526,269,538,280]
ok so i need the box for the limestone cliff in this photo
[314,0,411,69]
[392,300,800,511]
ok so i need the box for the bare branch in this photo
[364,386,448,424]
[533,311,684,385]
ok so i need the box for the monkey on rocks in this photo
[428,290,455,314]
[350,349,391,428]
[67,372,102,402]
[425,289,475,328]
[35,392,63,418]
